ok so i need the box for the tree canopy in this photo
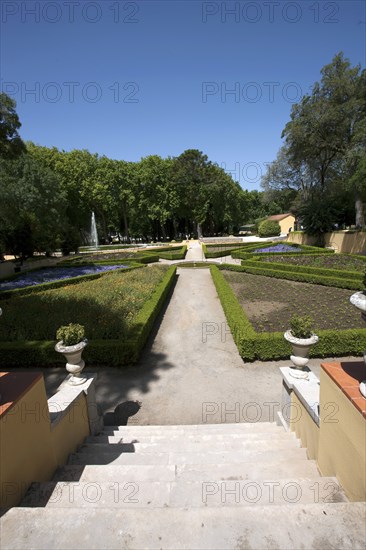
[262,52,366,232]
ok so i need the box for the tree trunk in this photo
[196,222,203,239]
[160,221,167,241]
[355,193,365,229]
[121,202,130,243]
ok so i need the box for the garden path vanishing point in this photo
[96,254,287,426]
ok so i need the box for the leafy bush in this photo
[56,323,85,346]
[258,220,281,238]
[289,315,314,339]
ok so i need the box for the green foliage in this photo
[60,225,81,255]
[289,315,314,339]
[56,323,85,346]
[0,151,67,258]
[363,269,366,290]
[0,266,176,366]
[258,220,281,237]
[264,53,366,233]
[0,93,26,159]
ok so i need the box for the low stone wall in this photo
[0,372,100,508]
[287,231,366,254]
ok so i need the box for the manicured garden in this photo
[222,271,364,333]
[211,253,366,361]
[0,264,177,366]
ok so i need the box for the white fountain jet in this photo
[90,211,99,249]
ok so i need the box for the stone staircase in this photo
[1,422,366,549]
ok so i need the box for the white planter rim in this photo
[55,339,88,354]
[350,291,366,313]
[284,330,319,346]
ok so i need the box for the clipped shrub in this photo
[56,323,85,346]
[258,220,281,238]
[289,315,314,339]
[159,245,187,260]
[220,261,363,290]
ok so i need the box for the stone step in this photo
[21,478,347,509]
[2,503,365,549]
[86,431,295,445]
[83,433,300,453]
[69,447,308,466]
[76,439,300,458]
[54,458,321,484]
[102,422,281,435]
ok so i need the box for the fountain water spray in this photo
[90,211,99,249]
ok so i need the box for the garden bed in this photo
[223,271,364,333]
[0,265,176,367]
[210,266,366,361]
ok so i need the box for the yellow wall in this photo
[279,215,295,234]
[51,395,89,465]
[0,377,90,508]
[289,372,366,502]
[0,378,56,508]
[317,370,366,502]
[290,393,320,460]
[287,231,366,254]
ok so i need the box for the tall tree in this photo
[281,52,365,228]
[0,93,26,159]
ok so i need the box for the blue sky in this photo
[1,0,365,190]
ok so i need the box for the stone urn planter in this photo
[284,315,318,379]
[55,324,87,385]
[349,289,366,398]
[350,291,366,325]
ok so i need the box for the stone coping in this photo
[280,367,320,425]
[47,374,96,428]
[0,371,43,419]
[321,361,366,419]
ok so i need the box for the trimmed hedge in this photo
[202,242,262,259]
[240,259,362,283]
[231,242,336,258]
[222,262,363,290]
[0,264,145,300]
[158,245,187,260]
[0,266,177,367]
[210,266,366,361]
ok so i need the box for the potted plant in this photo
[284,315,319,375]
[55,323,88,385]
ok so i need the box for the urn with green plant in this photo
[284,314,319,372]
[55,323,88,385]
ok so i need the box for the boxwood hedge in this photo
[221,261,363,290]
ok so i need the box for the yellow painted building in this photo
[267,213,295,234]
